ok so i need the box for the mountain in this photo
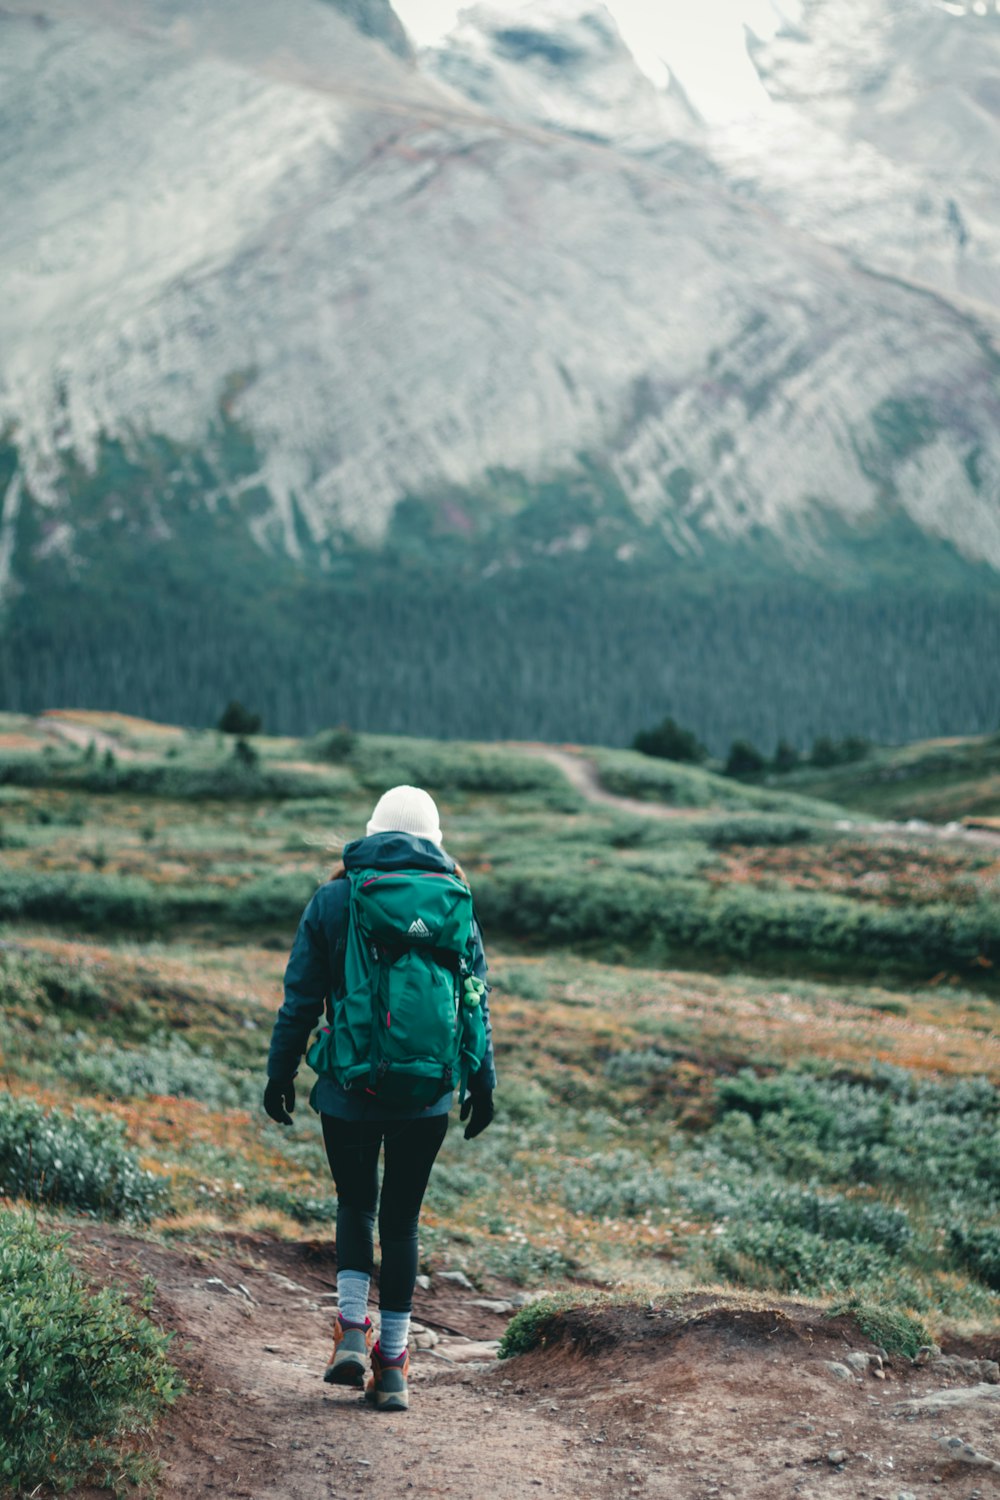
[0,0,997,748]
[714,0,1000,312]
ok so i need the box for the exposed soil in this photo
[72,1229,1000,1500]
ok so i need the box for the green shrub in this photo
[0,1211,182,1496]
[0,1094,169,1222]
[0,870,164,929]
[699,816,820,847]
[252,1185,337,1225]
[70,1035,259,1111]
[604,1049,676,1083]
[475,867,1000,975]
[552,1149,673,1218]
[712,1218,894,1294]
[498,1293,584,1356]
[353,736,577,798]
[308,725,357,762]
[711,1067,1000,1194]
[492,966,549,1000]
[828,1296,930,1358]
[948,1225,1000,1290]
[229,872,317,927]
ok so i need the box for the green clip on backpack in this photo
[307,867,488,1110]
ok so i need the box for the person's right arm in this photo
[264,882,348,1119]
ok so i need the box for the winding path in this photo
[513,743,1000,848]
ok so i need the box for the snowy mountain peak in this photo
[424,0,700,145]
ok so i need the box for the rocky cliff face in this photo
[1,0,999,621]
[711,0,1000,314]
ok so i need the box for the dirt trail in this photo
[37,713,139,760]
[515,745,695,820]
[515,743,1000,848]
[76,1230,1000,1500]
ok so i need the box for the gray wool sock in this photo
[337,1270,371,1326]
[378,1310,410,1360]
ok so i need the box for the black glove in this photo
[263,1076,296,1125]
[460,1086,494,1140]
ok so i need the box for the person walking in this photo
[263,785,496,1413]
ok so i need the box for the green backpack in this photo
[307,866,488,1110]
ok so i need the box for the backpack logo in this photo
[407,917,431,937]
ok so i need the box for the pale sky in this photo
[392,0,800,121]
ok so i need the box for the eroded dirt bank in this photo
[74,1230,1000,1500]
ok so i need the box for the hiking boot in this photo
[365,1341,410,1412]
[323,1315,374,1387]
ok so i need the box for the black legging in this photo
[321,1113,449,1313]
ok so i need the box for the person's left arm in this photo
[469,916,496,1092]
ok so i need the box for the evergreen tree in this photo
[726,739,766,777]
[772,739,800,773]
[632,715,707,764]
[218,700,262,736]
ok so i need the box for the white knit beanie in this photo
[366,785,443,846]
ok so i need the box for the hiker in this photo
[263,785,496,1412]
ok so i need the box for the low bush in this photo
[590,749,837,817]
[711,1067,1000,1194]
[228,872,318,927]
[712,1217,895,1294]
[604,1048,676,1083]
[0,752,343,801]
[475,867,1000,975]
[69,1035,259,1112]
[0,869,314,932]
[252,1185,337,1225]
[353,736,580,803]
[828,1297,930,1358]
[497,1293,584,1357]
[948,1225,1000,1290]
[0,870,166,929]
[307,725,357,762]
[0,1211,182,1496]
[491,966,550,1000]
[0,1094,169,1222]
[698,817,821,847]
[555,1149,673,1218]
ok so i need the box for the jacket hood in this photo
[342,830,456,874]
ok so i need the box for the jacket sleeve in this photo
[470,916,497,1091]
[267,883,347,1081]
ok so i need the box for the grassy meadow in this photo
[1,710,999,1487]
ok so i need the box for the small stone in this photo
[823,1361,854,1381]
[827,1450,848,1466]
[913,1344,942,1366]
[467,1298,516,1315]
[936,1435,1000,1471]
[438,1270,476,1290]
[415,1274,432,1291]
[896,1492,918,1500]
[894,1383,1000,1415]
[846,1353,871,1374]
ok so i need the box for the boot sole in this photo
[323,1356,367,1388]
[368,1388,409,1412]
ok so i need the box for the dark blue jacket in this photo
[266,831,496,1120]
